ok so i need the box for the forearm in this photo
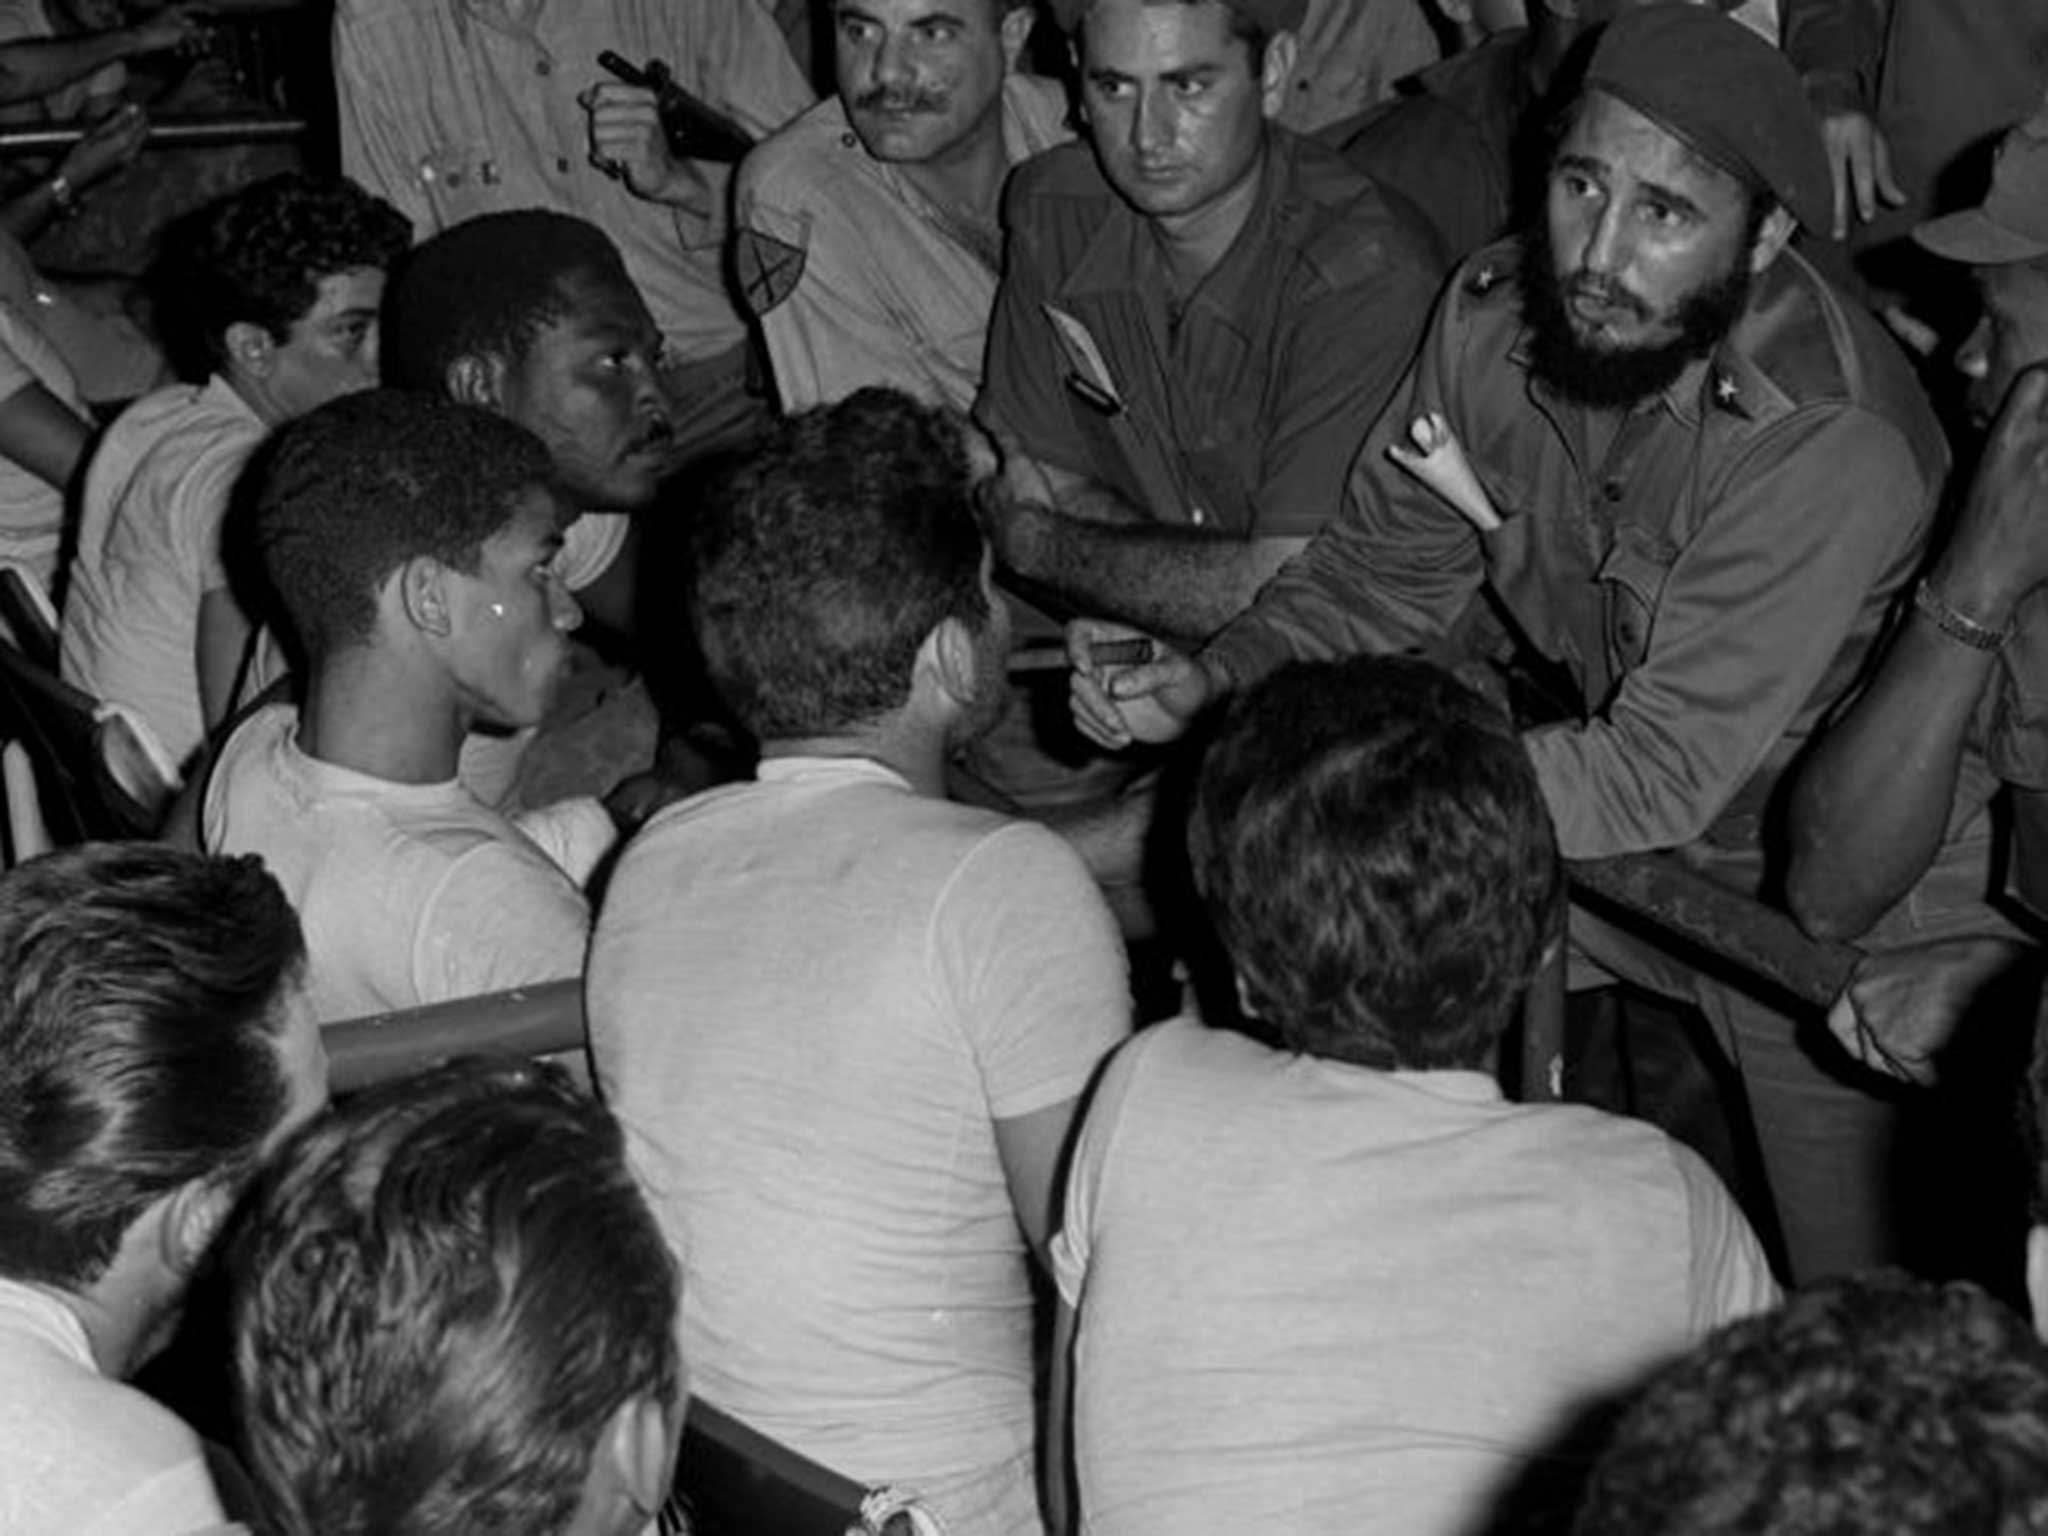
[0,31,147,107]
[1781,0,1887,103]
[1001,500,1301,640]
[1787,620,1994,940]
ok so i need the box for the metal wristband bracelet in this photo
[1913,577,2013,652]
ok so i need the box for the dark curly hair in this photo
[160,172,410,374]
[1187,655,1562,1070]
[1575,1270,2048,1536]
[688,386,991,740]
[380,210,637,391]
[0,843,305,1289]
[243,388,555,659]
[231,1055,682,1536]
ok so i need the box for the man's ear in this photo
[1259,29,1300,119]
[597,1394,676,1524]
[446,353,507,411]
[399,556,453,638]
[1232,970,1262,1021]
[159,1175,236,1278]
[925,613,981,711]
[224,321,275,380]
[999,1,1034,71]
[2028,1226,2048,1343]
[1749,205,1798,275]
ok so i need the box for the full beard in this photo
[1518,227,1755,411]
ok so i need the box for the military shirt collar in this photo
[1058,135,1288,346]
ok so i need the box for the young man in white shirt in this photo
[202,389,609,1022]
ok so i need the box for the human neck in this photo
[299,649,467,785]
[893,104,1011,231]
[1147,148,1266,291]
[761,714,949,799]
[221,365,291,429]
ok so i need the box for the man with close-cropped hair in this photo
[0,842,324,1535]
[202,389,609,1022]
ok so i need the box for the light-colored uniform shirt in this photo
[333,0,814,363]
[1053,1019,1778,1535]
[204,702,610,1023]
[735,74,1072,413]
[60,374,264,771]
[589,755,1128,1535]
[0,1278,230,1536]
[0,298,85,589]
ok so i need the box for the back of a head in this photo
[231,1055,681,1536]
[244,387,555,662]
[0,843,304,1290]
[687,386,990,741]
[382,211,634,391]
[1187,656,1561,1070]
[1575,1271,2048,1535]
[158,171,411,377]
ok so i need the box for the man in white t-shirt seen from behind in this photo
[1051,655,1779,1535]
[202,389,616,1024]
[588,387,1130,1535]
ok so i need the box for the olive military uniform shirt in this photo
[976,130,1444,540]
[1206,241,1949,859]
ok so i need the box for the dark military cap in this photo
[1048,0,1309,37]
[1583,4,1832,233]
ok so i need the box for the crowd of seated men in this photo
[8,0,2048,1531]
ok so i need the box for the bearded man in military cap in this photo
[974,0,1445,643]
[1071,2,1950,1285]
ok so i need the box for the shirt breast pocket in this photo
[1596,525,1678,670]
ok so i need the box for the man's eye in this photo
[1641,201,1686,228]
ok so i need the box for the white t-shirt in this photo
[1052,1018,1780,1536]
[588,755,1129,1534]
[60,375,264,771]
[0,1278,228,1536]
[0,297,85,588]
[204,702,610,1022]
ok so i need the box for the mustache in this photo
[852,85,949,115]
[1563,272,1651,323]
[629,416,675,453]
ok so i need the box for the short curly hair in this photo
[160,172,410,373]
[688,387,991,739]
[380,211,637,391]
[243,388,555,659]
[1575,1271,2048,1536]
[231,1056,682,1536]
[1187,656,1562,1070]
